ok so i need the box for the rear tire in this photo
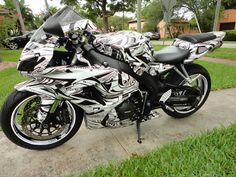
[162,64,211,118]
[0,90,83,150]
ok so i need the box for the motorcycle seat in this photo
[153,46,190,65]
[178,33,217,44]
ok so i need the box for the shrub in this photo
[223,30,236,41]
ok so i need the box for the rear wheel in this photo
[0,90,83,150]
[162,64,211,118]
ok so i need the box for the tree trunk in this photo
[101,0,109,32]
[12,0,26,34]
[137,0,142,32]
[166,24,173,39]
[44,0,50,13]
[213,0,221,31]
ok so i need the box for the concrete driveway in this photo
[0,88,236,177]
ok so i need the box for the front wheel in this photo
[163,64,211,118]
[0,91,83,150]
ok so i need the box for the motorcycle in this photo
[0,7,225,150]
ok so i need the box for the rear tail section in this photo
[172,32,225,63]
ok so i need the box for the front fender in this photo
[15,80,56,98]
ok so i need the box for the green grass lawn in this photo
[207,48,236,60]
[197,60,236,90]
[0,67,26,107]
[77,124,236,177]
[0,48,22,62]
[153,45,165,51]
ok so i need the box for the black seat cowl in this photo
[178,33,217,44]
[153,46,190,65]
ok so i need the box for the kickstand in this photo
[136,120,143,143]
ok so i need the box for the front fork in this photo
[37,96,61,123]
[15,79,62,123]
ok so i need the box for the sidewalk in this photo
[0,88,236,177]
[151,40,236,48]
[200,57,236,66]
[0,62,17,71]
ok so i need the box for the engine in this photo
[84,91,143,129]
[101,99,137,128]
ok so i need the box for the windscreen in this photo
[30,6,84,43]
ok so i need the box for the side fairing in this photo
[15,64,139,122]
[43,65,112,81]
[24,64,139,102]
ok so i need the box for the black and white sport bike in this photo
[0,7,225,150]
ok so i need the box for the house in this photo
[128,19,146,31]
[158,19,199,38]
[128,18,199,38]
[128,9,236,38]
[0,7,10,23]
[218,9,236,30]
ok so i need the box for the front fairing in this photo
[17,40,55,74]
[17,19,60,74]
[17,6,96,74]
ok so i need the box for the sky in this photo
[0,0,64,15]
[0,0,136,18]
[0,0,190,19]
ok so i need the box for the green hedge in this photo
[223,30,236,41]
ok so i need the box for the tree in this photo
[142,0,163,32]
[34,6,60,28]
[4,0,37,32]
[109,16,130,31]
[12,0,26,33]
[19,2,36,30]
[176,0,219,32]
[60,0,79,6]
[74,3,98,22]
[0,6,17,41]
[40,5,59,16]
[222,0,236,9]
[96,15,131,31]
[61,0,137,32]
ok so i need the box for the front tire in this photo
[0,90,83,150]
[163,64,211,118]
